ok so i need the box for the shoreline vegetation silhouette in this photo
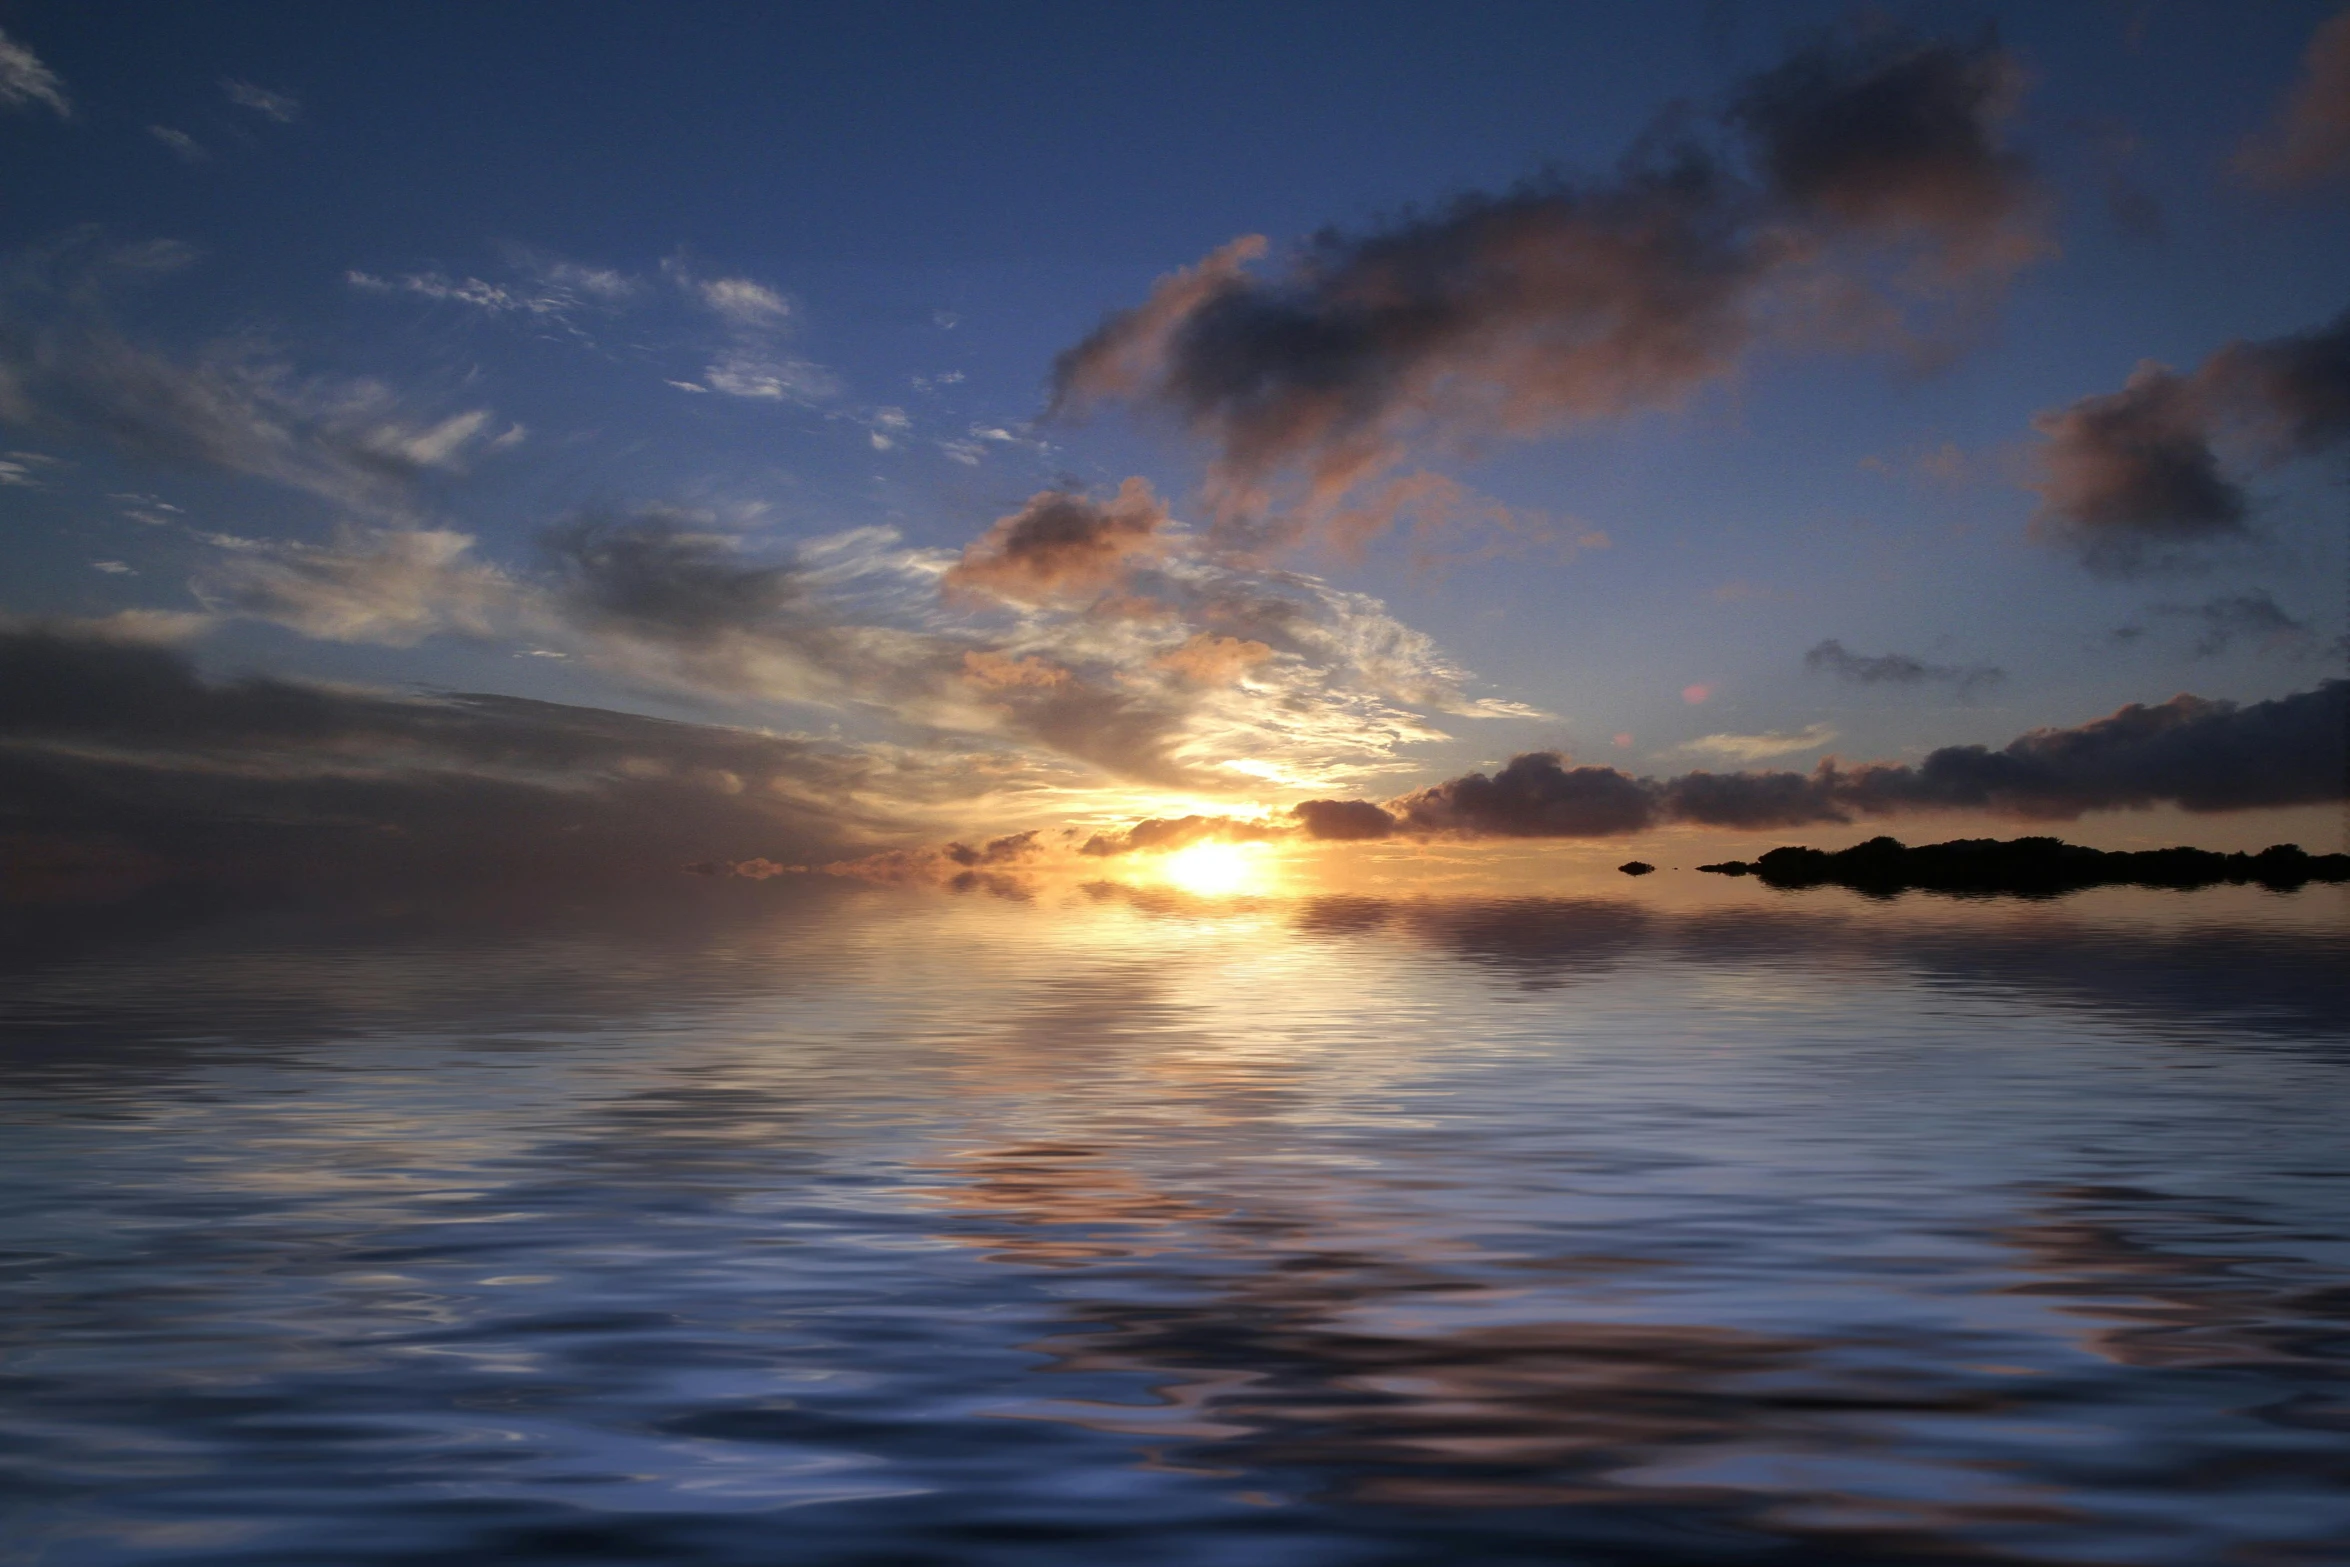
[1696,836,2350,897]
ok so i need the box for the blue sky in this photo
[1,1,2345,880]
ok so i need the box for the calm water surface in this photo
[2,880,2347,1565]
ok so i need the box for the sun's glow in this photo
[1156,840,1268,897]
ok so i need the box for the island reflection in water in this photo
[2,878,2346,1566]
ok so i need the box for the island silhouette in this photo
[1696,836,2350,897]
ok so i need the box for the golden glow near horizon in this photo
[1153,840,1273,897]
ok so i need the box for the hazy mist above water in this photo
[3,879,2347,1565]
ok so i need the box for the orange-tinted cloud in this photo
[943,478,1172,603]
[962,649,1073,689]
[2236,7,2350,188]
[1077,814,1278,856]
[1053,27,2047,545]
[1152,632,1273,685]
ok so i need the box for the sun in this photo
[1157,840,1268,897]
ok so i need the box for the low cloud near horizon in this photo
[834,678,2349,885]
[10,616,2339,903]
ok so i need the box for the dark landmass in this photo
[1697,836,2350,897]
[1618,861,1656,876]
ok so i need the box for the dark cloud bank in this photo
[1280,679,2348,841]
[1054,24,2046,539]
[0,623,895,902]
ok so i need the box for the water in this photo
[3,878,2347,1565]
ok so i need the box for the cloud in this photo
[0,254,512,521]
[2199,306,2350,458]
[347,252,639,346]
[195,527,519,645]
[0,27,69,118]
[1076,814,1279,856]
[349,269,562,316]
[347,250,831,397]
[1681,722,1838,763]
[148,126,208,164]
[1727,24,2037,275]
[944,479,1173,603]
[693,276,791,326]
[699,348,839,402]
[2027,363,2245,574]
[1804,638,2007,698]
[0,621,915,899]
[1052,25,2045,546]
[1284,681,2348,839]
[1153,632,1274,685]
[1826,681,2348,818]
[543,511,803,643]
[2236,7,2350,188]
[1289,798,1396,840]
[962,649,1070,689]
[198,514,883,715]
[819,830,1052,888]
[1392,753,1660,837]
[1656,768,1848,829]
[222,79,299,123]
[193,478,1542,805]
[2150,589,2315,658]
[656,259,835,402]
[2029,309,2350,573]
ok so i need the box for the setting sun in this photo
[1156,840,1268,897]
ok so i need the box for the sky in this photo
[1,1,2346,897]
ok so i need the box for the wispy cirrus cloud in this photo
[0,451,60,487]
[0,27,69,118]
[3,235,519,520]
[221,78,300,123]
[1679,723,1839,763]
[689,275,791,327]
[0,326,514,519]
[657,256,839,404]
[1,333,514,521]
[194,527,520,645]
[346,249,639,347]
[148,126,209,164]
[192,478,1538,805]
